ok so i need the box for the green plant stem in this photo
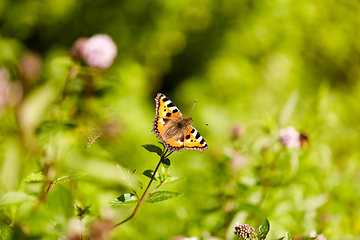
[111,150,169,229]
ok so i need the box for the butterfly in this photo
[152,93,208,152]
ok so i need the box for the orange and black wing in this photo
[152,117,186,151]
[183,125,208,152]
[154,93,182,119]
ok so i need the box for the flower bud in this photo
[234,222,255,239]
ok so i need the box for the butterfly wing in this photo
[152,93,208,152]
[154,93,183,119]
[153,93,185,151]
[183,124,208,152]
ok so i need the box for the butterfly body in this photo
[152,93,208,152]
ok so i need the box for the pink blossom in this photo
[0,68,23,110]
[70,37,88,61]
[310,230,327,240]
[82,34,117,69]
[18,52,42,81]
[279,126,301,149]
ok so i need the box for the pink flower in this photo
[81,34,117,69]
[279,126,301,149]
[0,68,23,110]
[310,230,327,240]
[71,37,88,61]
[231,123,244,140]
[18,52,42,82]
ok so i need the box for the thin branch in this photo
[143,181,165,201]
[111,149,170,229]
[131,186,140,200]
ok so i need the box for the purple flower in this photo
[81,34,117,69]
[279,126,301,149]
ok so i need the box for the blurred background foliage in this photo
[1,0,360,239]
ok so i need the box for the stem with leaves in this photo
[112,149,172,229]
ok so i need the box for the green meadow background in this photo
[1,0,360,239]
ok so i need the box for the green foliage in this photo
[24,172,45,182]
[1,0,360,239]
[109,193,139,206]
[255,218,270,240]
[144,191,184,204]
[142,144,163,156]
[55,171,88,183]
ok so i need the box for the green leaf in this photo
[284,232,291,240]
[25,172,45,182]
[0,191,37,205]
[109,193,139,206]
[161,158,171,168]
[278,90,299,126]
[0,223,13,239]
[256,218,270,240]
[142,144,163,156]
[143,170,161,182]
[164,176,186,184]
[299,238,317,240]
[56,171,88,183]
[145,191,184,203]
[117,165,143,189]
[76,205,90,219]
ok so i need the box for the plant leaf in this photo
[25,172,45,182]
[299,238,317,240]
[117,165,143,189]
[164,176,186,184]
[109,193,139,206]
[56,171,88,183]
[256,218,270,240]
[142,144,163,156]
[143,170,161,182]
[76,205,90,219]
[278,90,299,126]
[0,191,37,205]
[145,191,183,203]
[0,223,13,239]
[284,232,291,240]
[161,158,171,168]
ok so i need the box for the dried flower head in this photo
[82,34,117,69]
[86,128,102,147]
[299,132,309,149]
[278,126,301,149]
[234,222,256,239]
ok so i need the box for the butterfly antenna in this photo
[189,100,197,116]
[193,120,209,126]
[189,99,209,126]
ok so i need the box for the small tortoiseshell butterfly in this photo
[152,93,208,152]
